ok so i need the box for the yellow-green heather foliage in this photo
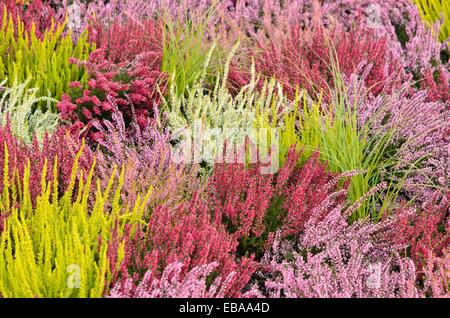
[0,145,152,298]
[0,8,93,111]
[0,78,58,144]
[413,0,450,43]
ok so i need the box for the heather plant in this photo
[255,70,404,220]
[109,262,234,298]
[0,0,448,300]
[0,8,93,110]
[249,235,419,298]
[94,111,199,210]
[87,17,162,65]
[228,0,449,103]
[0,149,151,297]
[161,8,221,97]
[231,23,406,100]
[164,47,285,169]
[109,194,256,297]
[206,149,348,259]
[58,18,165,139]
[392,193,449,272]
[413,0,450,43]
[354,75,450,201]
[247,208,420,298]
[421,248,450,297]
[0,0,61,38]
[0,78,58,144]
[0,124,93,208]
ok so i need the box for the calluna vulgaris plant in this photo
[0,7,93,110]
[58,17,165,139]
[0,147,152,297]
[0,0,448,299]
[0,78,58,144]
[0,124,93,210]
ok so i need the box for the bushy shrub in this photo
[0,149,151,298]
[109,261,235,298]
[0,8,93,110]
[0,78,58,144]
[58,18,165,140]
[94,111,199,210]
[0,0,61,38]
[0,124,93,209]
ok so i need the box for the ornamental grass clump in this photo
[94,111,199,210]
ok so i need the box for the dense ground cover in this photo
[0,0,448,298]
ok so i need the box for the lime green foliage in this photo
[0,78,58,144]
[0,146,152,298]
[161,7,222,97]
[413,0,450,43]
[255,74,405,220]
[0,8,93,111]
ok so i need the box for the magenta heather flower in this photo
[109,194,256,298]
[57,17,165,139]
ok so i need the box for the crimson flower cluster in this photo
[57,18,165,141]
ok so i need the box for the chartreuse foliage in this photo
[0,8,93,111]
[413,0,450,43]
[255,71,406,220]
[0,145,152,298]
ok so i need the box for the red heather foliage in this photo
[209,162,274,240]
[393,193,450,271]
[230,24,404,100]
[87,18,163,65]
[208,150,347,242]
[277,152,349,236]
[108,149,347,297]
[0,0,60,38]
[108,194,255,297]
[0,124,93,211]
[57,18,165,141]
[420,67,450,103]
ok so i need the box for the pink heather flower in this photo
[251,211,419,298]
[108,262,235,298]
[69,81,82,89]
[82,108,93,120]
[421,249,450,298]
